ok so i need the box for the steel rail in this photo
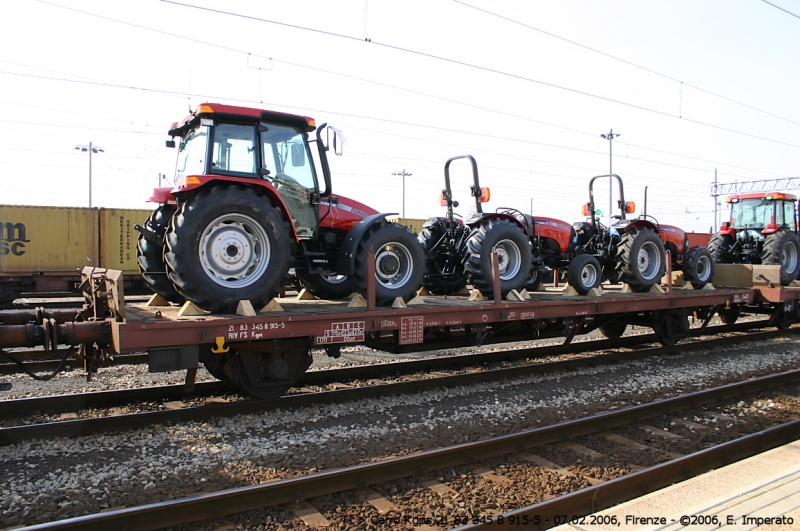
[1,326,795,445]
[453,420,800,530]
[16,369,800,531]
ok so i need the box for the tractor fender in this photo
[467,213,529,235]
[625,219,660,234]
[170,175,300,241]
[337,213,395,275]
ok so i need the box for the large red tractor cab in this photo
[418,155,532,297]
[134,103,424,398]
[708,192,800,285]
[566,174,712,295]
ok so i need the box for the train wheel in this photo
[653,311,689,346]
[164,185,291,313]
[296,271,354,300]
[616,229,666,292]
[718,305,741,325]
[352,223,424,305]
[771,301,794,330]
[137,205,184,304]
[567,254,601,295]
[599,319,627,340]
[229,348,312,400]
[682,246,714,288]
[199,347,231,381]
[464,218,533,298]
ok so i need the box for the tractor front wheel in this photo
[296,271,354,300]
[682,246,714,288]
[164,185,291,313]
[762,228,800,285]
[616,229,666,292]
[464,219,532,298]
[352,223,424,305]
[566,254,601,295]
[137,205,184,304]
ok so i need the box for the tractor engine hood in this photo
[319,195,380,232]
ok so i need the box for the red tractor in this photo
[507,174,712,296]
[708,192,800,286]
[135,103,424,397]
[418,155,533,297]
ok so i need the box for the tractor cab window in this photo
[175,126,209,179]
[211,124,257,174]
[260,123,318,238]
[784,202,797,231]
[731,199,772,229]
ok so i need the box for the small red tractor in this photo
[708,192,800,287]
[570,174,713,294]
[135,103,424,398]
[418,155,533,297]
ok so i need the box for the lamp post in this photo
[392,169,412,218]
[600,129,620,222]
[74,142,104,208]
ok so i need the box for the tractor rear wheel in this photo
[296,271,354,300]
[707,233,734,264]
[616,229,666,292]
[464,218,532,298]
[137,205,184,304]
[682,246,714,288]
[566,254,601,295]
[761,228,800,285]
[164,185,291,313]
[352,223,424,305]
[418,224,468,295]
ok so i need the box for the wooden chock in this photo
[649,284,666,294]
[456,285,471,296]
[518,288,532,300]
[506,289,525,302]
[259,299,284,312]
[681,282,695,290]
[146,293,170,307]
[586,286,604,297]
[416,286,432,296]
[348,293,368,307]
[562,285,580,297]
[468,289,487,301]
[407,294,425,306]
[177,301,206,316]
[236,300,257,317]
[701,282,716,290]
[391,297,408,309]
[620,284,634,293]
[296,288,317,300]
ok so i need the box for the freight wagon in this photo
[0,205,152,306]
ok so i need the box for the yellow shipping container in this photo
[99,208,153,273]
[0,205,98,275]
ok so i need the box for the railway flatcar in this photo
[0,205,152,306]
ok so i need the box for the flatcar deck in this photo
[111,285,759,353]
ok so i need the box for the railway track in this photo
[1,325,795,446]
[15,370,800,530]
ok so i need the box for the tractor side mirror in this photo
[625,201,635,214]
[479,187,490,202]
[290,143,305,167]
[327,126,345,156]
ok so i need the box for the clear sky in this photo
[1,0,798,232]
